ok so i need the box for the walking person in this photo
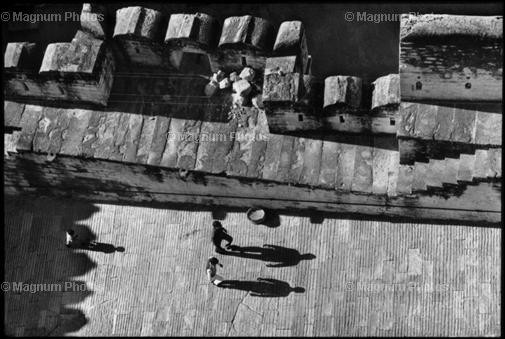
[206,256,224,286]
[211,220,233,253]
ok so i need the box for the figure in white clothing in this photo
[206,256,224,286]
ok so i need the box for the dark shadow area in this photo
[81,242,125,253]
[284,130,399,151]
[4,196,98,336]
[6,70,232,123]
[223,244,316,267]
[260,210,281,228]
[82,197,500,228]
[219,278,305,297]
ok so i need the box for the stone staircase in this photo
[397,148,501,194]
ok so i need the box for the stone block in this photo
[239,67,255,81]
[299,139,323,186]
[457,153,475,182]
[114,7,164,41]
[473,149,490,179]
[81,3,108,39]
[400,14,502,102]
[451,107,476,143]
[219,15,275,52]
[335,144,356,191]
[165,13,218,50]
[324,76,362,109]
[433,105,455,141]
[351,146,373,193]
[371,74,400,110]
[4,42,41,69]
[397,164,415,193]
[263,72,302,105]
[486,148,501,178]
[265,56,298,75]
[232,79,252,97]
[275,136,295,182]
[261,134,283,180]
[273,21,308,73]
[39,34,103,75]
[474,111,502,146]
[318,141,339,188]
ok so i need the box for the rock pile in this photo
[204,67,263,110]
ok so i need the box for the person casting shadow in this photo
[224,244,316,267]
[219,278,305,297]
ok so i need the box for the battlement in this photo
[4,29,115,106]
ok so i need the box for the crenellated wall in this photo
[4,29,115,106]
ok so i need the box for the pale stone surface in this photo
[371,74,400,110]
[4,197,501,336]
[239,67,255,82]
[324,76,362,109]
[233,79,252,97]
[205,81,219,97]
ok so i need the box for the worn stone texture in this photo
[335,144,356,191]
[473,149,490,179]
[400,14,503,41]
[275,136,295,182]
[324,76,362,109]
[288,137,307,184]
[263,73,303,104]
[352,146,373,193]
[136,116,158,164]
[4,197,500,336]
[457,154,475,182]
[165,13,218,50]
[299,139,323,186]
[176,120,202,170]
[219,15,274,52]
[265,56,299,75]
[39,33,103,75]
[397,164,414,194]
[318,141,339,188]
[4,42,40,69]
[4,101,26,128]
[371,74,400,110]
[452,107,476,144]
[474,111,502,146]
[114,7,164,40]
[147,116,171,166]
[16,105,44,151]
[487,148,502,178]
[60,109,94,156]
[261,134,284,180]
[160,118,186,168]
[81,3,108,39]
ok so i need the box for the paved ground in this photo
[3,197,501,336]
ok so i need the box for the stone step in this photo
[474,149,490,179]
[429,158,459,185]
[457,153,475,182]
[486,148,502,178]
[411,162,428,192]
[397,164,414,194]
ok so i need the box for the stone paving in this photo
[3,197,501,336]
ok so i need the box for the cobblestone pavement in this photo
[3,197,501,336]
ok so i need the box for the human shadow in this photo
[219,278,305,297]
[81,242,125,253]
[223,244,316,267]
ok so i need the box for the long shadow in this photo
[4,197,98,336]
[219,278,305,297]
[222,244,316,267]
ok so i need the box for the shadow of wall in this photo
[4,196,99,336]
